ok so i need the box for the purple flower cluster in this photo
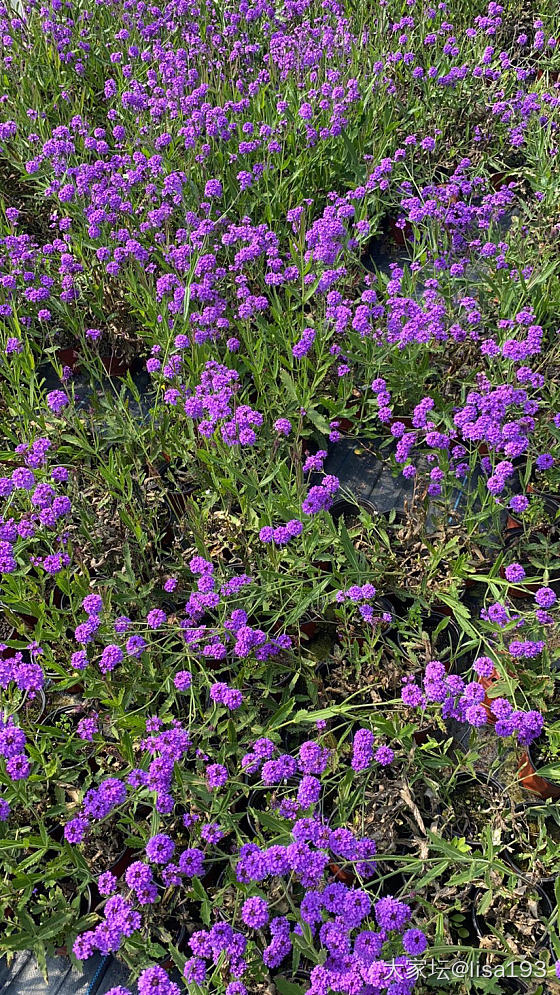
[154,359,264,447]
[0,712,31,781]
[0,441,73,575]
[351,729,394,771]
[302,475,340,515]
[259,519,303,546]
[0,644,44,695]
[402,660,544,745]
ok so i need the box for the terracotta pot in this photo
[518,737,560,800]
[100,354,130,378]
[328,861,354,884]
[56,347,81,372]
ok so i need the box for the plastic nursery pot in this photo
[156,922,190,971]
[108,845,137,881]
[412,724,448,746]
[504,492,560,547]
[518,734,560,801]
[471,880,553,956]
[505,802,560,889]
[441,772,506,842]
[20,686,47,723]
[323,437,412,525]
[56,347,81,372]
[145,459,198,521]
[376,838,418,897]
[396,610,460,668]
[384,214,413,248]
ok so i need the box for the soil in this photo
[0,615,14,640]
[439,776,512,840]
[361,771,442,856]
[82,828,130,879]
[317,641,399,705]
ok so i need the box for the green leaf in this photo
[275,979,306,995]
[476,887,493,917]
[306,408,331,436]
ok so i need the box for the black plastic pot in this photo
[442,772,507,842]
[323,436,413,523]
[504,491,560,547]
[471,880,553,956]
[375,837,419,897]
[396,609,460,666]
[20,686,47,723]
[499,802,560,889]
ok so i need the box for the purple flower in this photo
[351,728,374,772]
[183,958,206,984]
[138,965,180,995]
[100,644,123,674]
[375,896,411,931]
[98,872,117,896]
[178,848,205,877]
[146,834,175,864]
[146,608,167,629]
[206,763,228,789]
[374,745,394,766]
[64,816,90,844]
[535,587,556,608]
[473,657,495,678]
[241,896,269,928]
[274,418,292,436]
[536,453,554,470]
[402,928,428,955]
[505,563,525,582]
[82,594,103,614]
[46,390,68,414]
[204,179,222,198]
[509,495,529,513]
[71,650,88,670]
[297,774,321,808]
[126,635,146,658]
[12,467,35,490]
[174,670,192,691]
